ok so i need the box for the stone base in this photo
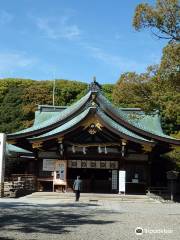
[0,182,4,197]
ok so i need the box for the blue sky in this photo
[0,0,168,84]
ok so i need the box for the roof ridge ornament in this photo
[89,76,102,92]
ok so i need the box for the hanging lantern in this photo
[83,146,86,155]
[104,146,108,154]
[59,143,64,156]
[121,139,127,157]
[72,145,76,153]
[98,145,102,153]
[121,146,125,157]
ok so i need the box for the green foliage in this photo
[151,42,180,133]
[133,0,180,41]
[54,80,87,105]
[0,78,88,133]
[112,45,180,134]
[163,132,180,171]
[159,42,180,89]
[0,85,24,133]
[132,0,180,169]
[112,71,153,108]
[102,84,114,101]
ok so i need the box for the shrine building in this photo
[6,80,180,194]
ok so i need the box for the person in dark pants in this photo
[73,176,82,201]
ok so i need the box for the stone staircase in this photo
[21,192,159,203]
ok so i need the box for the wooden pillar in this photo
[63,144,69,191]
[33,149,39,191]
[120,139,127,170]
[118,139,127,194]
[142,145,153,193]
[0,133,6,198]
[147,151,153,192]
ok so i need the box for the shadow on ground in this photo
[0,201,117,237]
[0,237,14,240]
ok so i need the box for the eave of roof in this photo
[96,109,154,145]
[7,91,92,139]
[29,106,96,142]
[97,92,180,145]
[6,80,180,146]
[6,143,33,156]
[29,107,154,146]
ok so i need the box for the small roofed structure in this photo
[6,80,180,193]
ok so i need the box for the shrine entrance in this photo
[67,159,119,193]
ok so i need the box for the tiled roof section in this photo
[8,91,91,137]
[97,92,176,141]
[30,106,153,145]
[6,143,32,156]
[97,109,153,144]
[38,105,67,112]
[29,107,94,141]
[136,114,163,134]
[33,111,60,126]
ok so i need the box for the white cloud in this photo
[36,15,81,40]
[85,45,147,73]
[0,52,37,72]
[0,10,13,25]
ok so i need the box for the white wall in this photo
[0,133,6,197]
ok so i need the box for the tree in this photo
[102,84,114,102]
[151,42,180,133]
[112,70,155,109]
[0,85,24,133]
[0,78,88,133]
[112,59,180,134]
[133,0,180,42]
[158,42,180,89]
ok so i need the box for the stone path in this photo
[0,194,180,240]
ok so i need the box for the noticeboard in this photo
[43,159,56,171]
[112,170,118,190]
[119,170,126,193]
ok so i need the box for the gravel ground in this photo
[0,197,180,240]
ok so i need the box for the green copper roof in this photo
[7,80,179,146]
[33,105,67,126]
[8,91,91,137]
[33,111,60,126]
[135,114,163,134]
[30,106,153,145]
[97,92,176,141]
[6,143,32,156]
[96,109,153,144]
[29,107,95,141]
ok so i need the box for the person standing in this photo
[73,176,82,201]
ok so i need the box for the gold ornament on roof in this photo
[32,141,43,149]
[82,116,103,130]
[142,145,152,152]
[57,136,64,143]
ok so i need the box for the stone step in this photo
[21,192,157,202]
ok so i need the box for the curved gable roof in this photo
[7,80,180,146]
[97,92,180,145]
[29,107,154,145]
[29,106,96,142]
[8,91,91,139]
